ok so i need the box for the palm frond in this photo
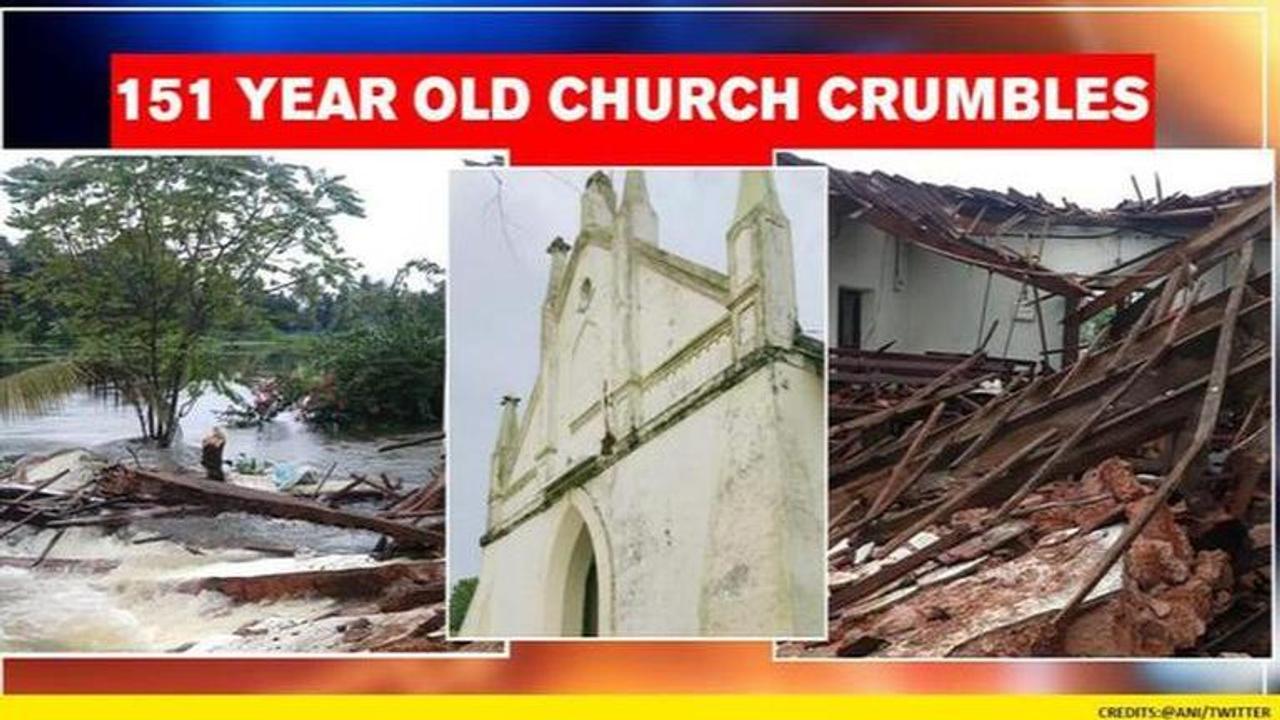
[0,360,85,418]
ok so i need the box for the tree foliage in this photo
[2,156,361,446]
[220,259,446,431]
[0,236,65,346]
[0,359,85,419]
[449,576,478,634]
[300,259,445,428]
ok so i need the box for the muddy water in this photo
[0,527,338,652]
[0,386,441,652]
[0,386,437,483]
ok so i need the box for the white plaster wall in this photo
[697,359,825,637]
[553,244,616,460]
[499,244,614,495]
[505,243,732,494]
[899,245,1036,359]
[460,522,550,636]
[1193,236,1270,297]
[828,220,1179,365]
[462,356,824,638]
[826,222,910,351]
[634,260,726,377]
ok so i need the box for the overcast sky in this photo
[0,150,495,281]
[795,149,1273,209]
[447,167,826,579]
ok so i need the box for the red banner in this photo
[111,53,1156,164]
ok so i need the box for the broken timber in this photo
[813,214,1270,657]
[1072,190,1270,321]
[179,558,445,604]
[100,466,442,548]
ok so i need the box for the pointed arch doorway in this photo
[545,490,612,636]
[564,521,598,636]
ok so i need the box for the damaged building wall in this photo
[462,170,824,638]
[828,221,1177,363]
[811,156,1273,375]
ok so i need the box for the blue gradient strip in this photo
[4,7,1079,147]
[5,9,937,147]
[3,1,857,6]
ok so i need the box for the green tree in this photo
[300,259,446,428]
[2,156,361,446]
[0,235,65,346]
[449,576,478,634]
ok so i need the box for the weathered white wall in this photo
[828,220,1180,365]
[462,359,824,638]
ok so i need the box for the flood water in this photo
[0,360,443,653]
[0,527,336,652]
[0,386,438,484]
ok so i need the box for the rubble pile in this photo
[0,438,490,653]
[787,173,1272,658]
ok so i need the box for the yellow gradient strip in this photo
[2,694,1278,720]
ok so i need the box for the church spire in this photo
[726,170,796,352]
[581,171,617,234]
[489,395,521,495]
[617,170,658,246]
[732,169,784,226]
[545,235,571,300]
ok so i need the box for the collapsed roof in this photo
[780,151,1267,301]
[780,156,1273,658]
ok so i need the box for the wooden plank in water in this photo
[103,467,441,548]
[177,558,445,603]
